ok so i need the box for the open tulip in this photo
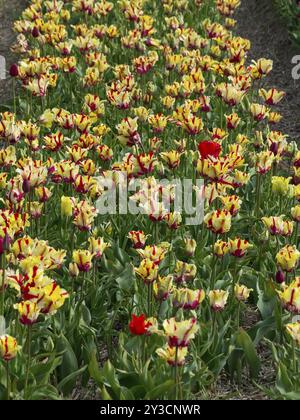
[163,317,199,347]
[156,345,188,366]
[276,245,300,272]
[209,290,229,311]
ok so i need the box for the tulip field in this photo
[1,0,300,401]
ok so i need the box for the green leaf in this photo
[27,384,60,400]
[236,328,261,378]
[30,356,62,386]
[57,365,87,393]
[55,334,79,395]
[276,362,293,395]
[144,379,174,400]
[115,263,135,291]
[88,351,104,387]
[0,316,5,335]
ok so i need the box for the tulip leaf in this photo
[236,328,261,378]
[88,351,104,387]
[115,263,135,290]
[57,365,87,394]
[0,316,5,335]
[144,379,175,400]
[276,362,293,394]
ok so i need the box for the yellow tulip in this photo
[209,290,229,311]
[276,245,300,272]
[0,335,20,361]
[156,345,188,366]
[163,317,199,347]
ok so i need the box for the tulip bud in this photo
[0,237,4,256]
[3,233,11,252]
[275,270,285,284]
[69,262,79,277]
[32,27,40,38]
[9,63,19,77]
[22,179,30,193]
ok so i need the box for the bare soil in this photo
[236,0,300,142]
[0,0,28,106]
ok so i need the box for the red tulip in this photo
[129,314,150,335]
[32,27,40,38]
[9,64,19,77]
[198,141,221,159]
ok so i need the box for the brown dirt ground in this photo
[236,0,300,142]
[0,0,28,106]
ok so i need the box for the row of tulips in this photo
[0,0,299,400]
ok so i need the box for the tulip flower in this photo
[135,258,158,283]
[250,103,268,121]
[129,314,152,335]
[220,195,242,216]
[225,113,241,130]
[117,117,141,147]
[148,113,169,133]
[72,250,94,272]
[37,283,69,315]
[234,284,253,302]
[291,206,300,223]
[128,230,148,249]
[174,260,197,283]
[272,176,293,196]
[204,209,232,234]
[0,335,20,361]
[278,279,300,313]
[259,88,285,106]
[214,239,230,257]
[14,301,41,325]
[172,288,205,310]
[183,238,197,257]
[276,245,300,272]
[88,237,110,259]
[137,245,168,265]
[198,141,221,159]
[161,151,182,170]
[153,275,174,301]
[164,212,182,229]
[262,216,293,236]
[250,58,273,79]
[209,290,229,311]
[163,317,199,347]
[255,151,275,174]
[156,345,188,366]
[228,238,252,257]
[286,322,300,346]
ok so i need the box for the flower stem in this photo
[24,325,32,399]
[6,361,10,401]
[0,252,6,317]
[255,173,261,218]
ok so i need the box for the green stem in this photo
[0,252,6,317]
[6,361,10,401]
[292,339,297,374]
[175,347,179,400]
[255,173,262,218]
[24,325,32,399]
[237,301,241,330]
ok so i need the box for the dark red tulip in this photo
[9,64,19,77]
[32,27,40,38]
[275,270,285,284]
